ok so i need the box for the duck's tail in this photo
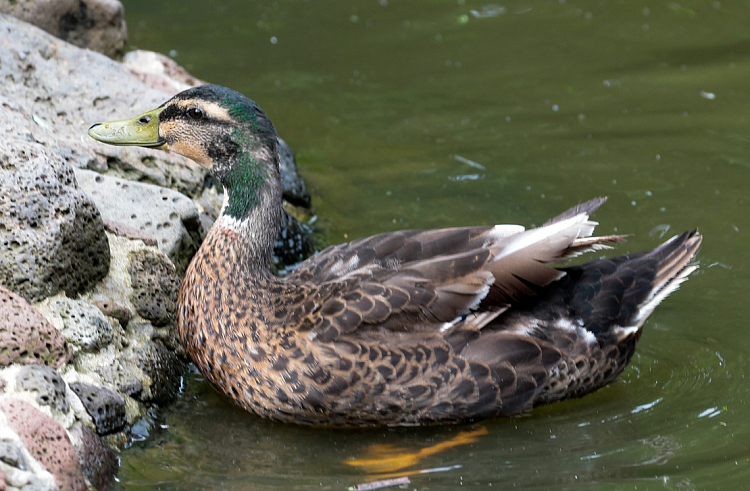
[566,229,703,343]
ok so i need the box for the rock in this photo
[103,220,157,246]
[278,138,312,208]
[15,365,69,414]
[69,424,118,490]
[123,49,206,95]
[82,354,143,400]
[35,295,115,354]
[93,299,133,328]
[0,398,86,491]
[0,441,25,469]
[0,14,208,198]
[0,0,128,58]
[0,286,70,369]
[0,142,111,303]
[137,342,185,405]
[128,249,180,329]
[68,383,126,435]
[274,210,316,269]
[75,168,202,272]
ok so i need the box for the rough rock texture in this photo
[0,14,208,197]
[0,0,128,58]
[0,398,86,491]
[75,168,202,272]
[0,142,111,303]
[69,383,126,436]
[0,13,318,490]
[0,286,70,368]
[69,424,118,491]
[0,429,56,491]
[128,249,180,329]
[123,49,206,94]
[35,295,115,354]
[15,365,69,414]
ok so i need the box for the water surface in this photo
[119,1,748,489]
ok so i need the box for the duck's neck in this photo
[211,135,283,273]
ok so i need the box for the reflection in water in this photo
[345,426,487,474]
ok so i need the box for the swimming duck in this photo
[89,84,701,427]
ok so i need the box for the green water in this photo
[118,1,748,489]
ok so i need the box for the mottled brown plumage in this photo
[89,84,702,426]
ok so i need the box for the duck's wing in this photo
[286,198,624,342]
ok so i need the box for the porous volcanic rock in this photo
[128,249,180,329]
[35,295,115,354]
[0,0,128,58]
[15,365,69,414]
[0,286,70,368]
[0,142,111,303]
[69,424,118,491]
[75,168,202,272]
[69,383,126,436]
[0,398,86,491]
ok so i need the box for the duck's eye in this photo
[187,107,204,120]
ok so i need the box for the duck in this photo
[89,84,702,427]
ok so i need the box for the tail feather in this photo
[630,230,702,327]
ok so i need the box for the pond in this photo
[117,1,748,489]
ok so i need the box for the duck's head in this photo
[89,84,282,221]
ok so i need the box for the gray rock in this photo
[88,359,143,400]
[128,249,180,330]
[0,0,128,58]
[15,365,69,414]
[0,440,26,469]
[37,296,115,353]
[123,49,206,95]
[278,138,311,208]
[75,168,201,273]
[0,14,208,199]
[274,210,316,269]
[0,142,111,304]
[68,383,126,435]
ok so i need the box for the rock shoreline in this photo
[0,9,314,490]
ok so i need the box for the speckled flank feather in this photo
[97,85,703,427]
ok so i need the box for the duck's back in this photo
[178,199,701,426]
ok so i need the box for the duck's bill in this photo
[88,107,167,149]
